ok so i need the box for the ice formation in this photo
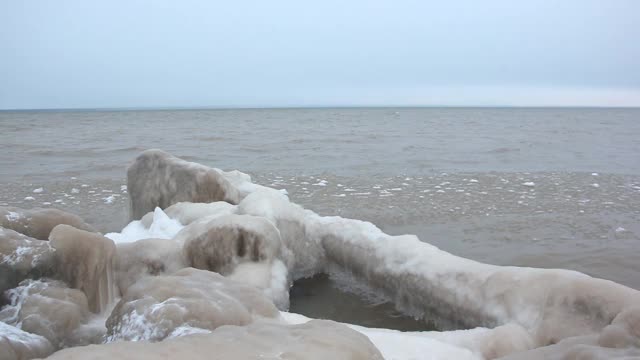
[0,227,55,294]
[126,149,241,220]
[0,321,54,360]
[47,320,384,360]
[49,225,117,313]
[0,279,95,350]
[105,268,278,342]
[0,207,95,240]
[2,150,640,359]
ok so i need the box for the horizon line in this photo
[2,104,640,112]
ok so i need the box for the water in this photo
[1,107,639,328]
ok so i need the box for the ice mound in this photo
[0,321,54,360]
[49,320,383,360]
[236,189,326,279]
[181,214,290,274]
[0,206,95,240]
[126,149,242,220]
[0,227,55,294]
[113,238,187,295]
[49,225,117,313]
[105,268,279,342]
[0,279,92,350]
[179,213,293,308]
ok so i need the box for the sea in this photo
[1,107,639,330]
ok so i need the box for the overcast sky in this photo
[1,0,639,109]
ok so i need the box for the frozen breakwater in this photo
[1,149,640,359]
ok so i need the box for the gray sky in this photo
[1,0,639,109]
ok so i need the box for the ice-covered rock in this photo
[49,319,383,360]
[105,268,279,342]
[0,206,95,240]
[0,321,54,360]
[317,215,640,347]
[114,238,187,295]
[0,279,91,350]
[237,189,326,279]
[180,214,293,308]
[126,149,241,220]
[0,227,55,294]
[49,225,117,313]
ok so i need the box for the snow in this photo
[24,196,35,201]
[71,188,80,194]
[105,207,184,244]
[522,182,535,187]
[103,195,115,204]
[32,187,43,193]
[280,312,481,360]
[5,211,22,222]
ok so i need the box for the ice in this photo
[24,196,35,201]
[279,312,532,360]
[9,152,640,359]
[106,207,184,244]
[103,195,115,204]
[0,321,54,359]
[591,183,600,188]
[71,188,80,194]
[33,187,43,193]
[5,211,22,222]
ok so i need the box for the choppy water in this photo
[1,107,639,329]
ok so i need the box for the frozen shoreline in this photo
[2,150,640,359]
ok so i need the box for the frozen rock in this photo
[105,268,279,342]
[126,149,241,220]
[237,189,326,279]
[0,279,92,350]
[180,213,293,308]
[318,215,640,347]
[181,214,288,275]
[0,321,54,360]
[48,320,383,360]
[0,227,55,294]
[0,207,95,240]
[49,225,117,313]
[114,238,187,295]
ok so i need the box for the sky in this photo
[1,0,639,109]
